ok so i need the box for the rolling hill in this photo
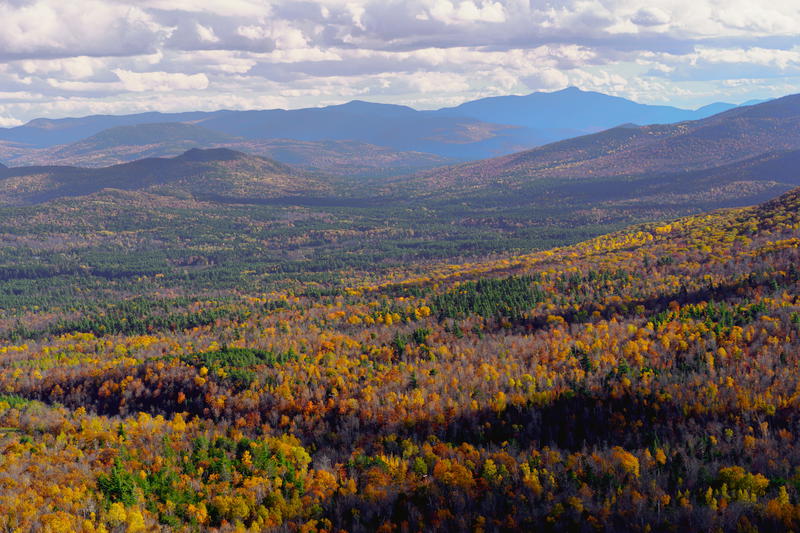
[0,148,329,205]
[411,93,800,196]
[0,110,223,147]
[16,123,241,168]
[2,94,799,238]
[0,122,453,177]
[235,138,452,177]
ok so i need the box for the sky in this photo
[0,0,799,126]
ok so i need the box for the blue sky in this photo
[0,0,799,126]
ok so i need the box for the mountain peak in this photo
[0,145,324,205]
[328,100,417,116]
[68,122,238,152]
[172,148,294,176]
[553,86,584,94]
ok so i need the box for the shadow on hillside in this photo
[510,265,799,335]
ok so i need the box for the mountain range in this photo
[0,88,757,171]
[406,93,800,201]
[0,122,453,177]
[0,92,797,228]
[434,86,753,133]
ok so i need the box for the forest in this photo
[1,180,800,531]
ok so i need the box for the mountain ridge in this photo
[0,122,454,176]
[409,93,800,193]
[0,148,326,205]
[3,93,799,216]
[0,88,764,162]
[435,86,739,132]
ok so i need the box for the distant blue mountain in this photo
[192,103,550,159]
[0,105,547,160]
[741,99,770,107]
[693,102,738,115]
[0,88,763,161]
[412,93,800,193]
[435,87,739,133]
[0,111,230,147]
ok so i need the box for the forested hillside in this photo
[411,94,800,194]
[1,185,800,531]
[0,148,328,205]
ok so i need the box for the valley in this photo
[0,90,798,532]
[1,181,799,531]
[0,95,796,320]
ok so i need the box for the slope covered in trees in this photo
[410,94,800,194]
[0,148,329,205]
[1,185,800,531]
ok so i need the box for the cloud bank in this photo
[0,0,799,124]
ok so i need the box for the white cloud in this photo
[0,1,168,59]
[17,56,104,79]
[237,25,270,41]
[631,7,670,27]
[0,0,798,122]
[525,68,570,90]
[262,48,343,63]
[694,47,800,69]
[112,69,209,92]
[271,22,310,50]
[714,1,798,34]
[0,91,42,100]
[46,78,124,92]
[347,3,367,30]
[174,51,257,74]
[239,21,309,50]
[195,23,220,43]
[0,116,24,127]
[570,69,630,93]
[135,0,269,18]
[423,0,507,24]
[407,71,470,93]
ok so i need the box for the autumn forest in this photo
[1,83,800,533]
[0,167,797,533]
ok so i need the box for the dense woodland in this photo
[1,179,800,531]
